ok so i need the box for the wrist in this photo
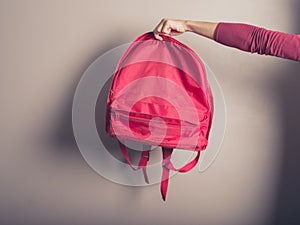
[184,20,193,32]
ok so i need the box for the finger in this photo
[153,19,165,40]
[153,30,163,41]
[160,20,172,36]
[169,24,184,36]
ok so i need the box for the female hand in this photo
[153,18,188,40]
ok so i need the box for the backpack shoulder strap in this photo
[161,147,201,201]
[119,141,150,184]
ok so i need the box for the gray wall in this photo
[1,0,300,225]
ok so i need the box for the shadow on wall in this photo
[270,1,300,224]
[48,30,144,165]
[47,32,130,157]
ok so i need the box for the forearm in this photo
[185,21,218,39]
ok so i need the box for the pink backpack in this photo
[106,32,214,201]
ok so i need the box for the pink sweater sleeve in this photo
[213,22,300,62]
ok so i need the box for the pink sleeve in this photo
[213,22,300,62]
